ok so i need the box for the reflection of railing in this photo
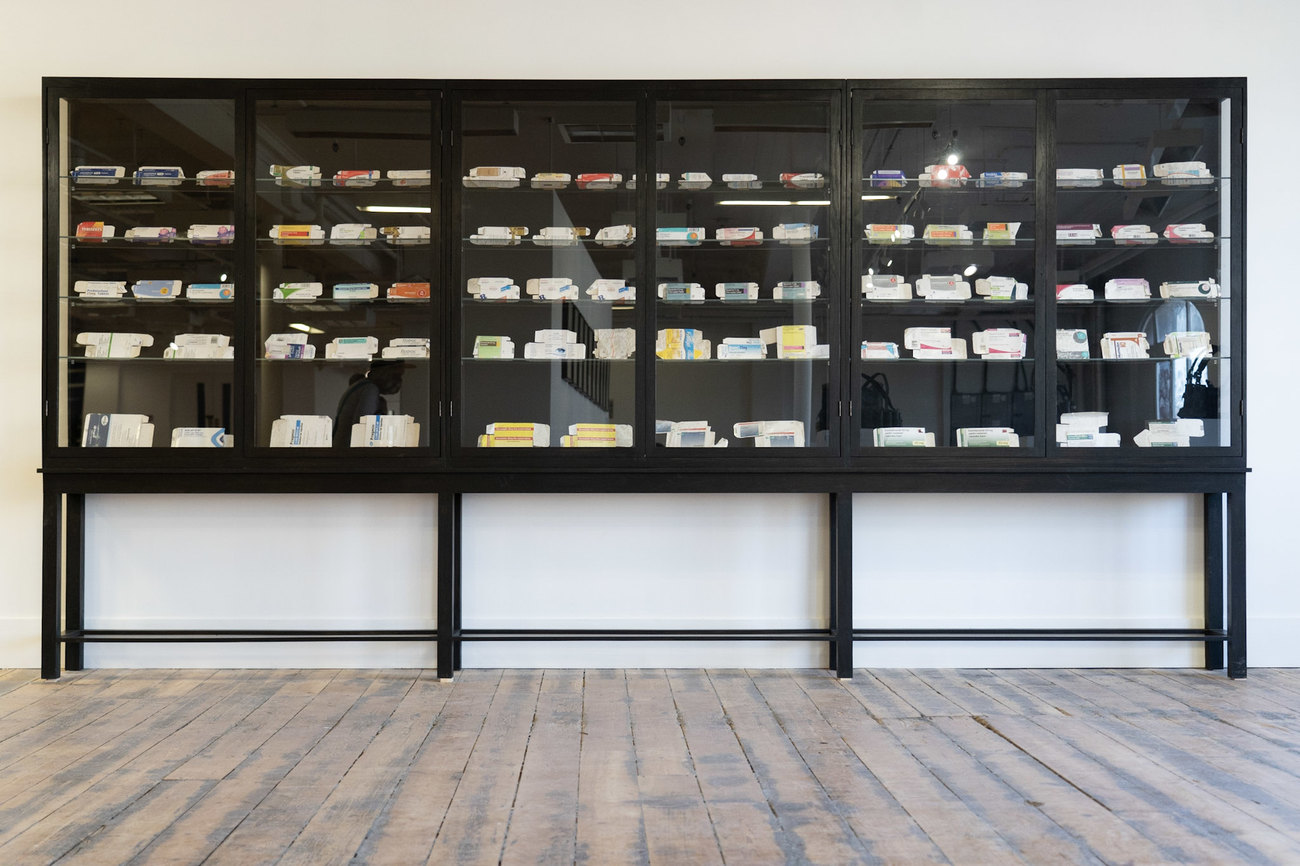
[560,303,611,412]
[950,359,1035,443]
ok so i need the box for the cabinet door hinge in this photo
[44,400,49,417]
[1239,399,1245,417]
[838,400,843,418]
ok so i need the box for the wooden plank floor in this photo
[2,669,1300,865]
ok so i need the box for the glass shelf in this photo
[257,241,432,251]
[861,240,1036,250]
[1055,356,1230,364]
[255,179,432,193]
[61,238,236,249]
[263,299,435,309]
[656,299,829,307]
[460,183,636,194]
[60,356,233,364]
[655,239,832,250]
[861,179,1036,193]
[462,240,637,250]
[256,357,433,365]
[860,357,1036,365]
[461,357,633,364]
[657,358,833,365]
[859,300,1035,312]
[59,296,234,304]
[661,180,830,193]
[1056,179,1226,193]
[1055,239,1227,250]
[63,177,236,192]
[462,298,636,307]
[1057,297,1230,306]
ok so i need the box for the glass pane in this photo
[857,98,1037,451]
[1055,97,1230,450]
[653,97,836,451]
[457,99,638,451]
[255,97,434,450]
[58,97,237,449]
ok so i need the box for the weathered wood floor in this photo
[1,667,1299,864]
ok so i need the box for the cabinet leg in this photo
[1203,492,1225,671]
[830,492,853,678]
[41,488,63,680]
[437,493,460,680]
[1226,485,1247,678]
[65,494,86,672]
[453,492,462,673]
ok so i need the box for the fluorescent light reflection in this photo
[963,264,978,277]
[715,199,830,207]
[360,205,432,214]
[288,322,325,335]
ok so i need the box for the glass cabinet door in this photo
[652,93,838,452]
[1054,96,1234,451]
[454,95,639,452]
[56,95,237,449]
[854,95,1037,452]
[254,95,436,451]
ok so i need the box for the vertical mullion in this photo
[831,85,850,461]
[638,90,656,459]
[236,88,256,456]
[446,93,464,456]
[1232,88,1247,457]
[1037,89,1057,458]
[43,84,58,454]
[844,88,862,458]
[431,91,446,458]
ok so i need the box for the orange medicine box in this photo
[387,282,430,301]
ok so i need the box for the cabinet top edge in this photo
[42,76,1247,96]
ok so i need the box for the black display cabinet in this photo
[41,77,1247,680]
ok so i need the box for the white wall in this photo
[1,0,1295,669]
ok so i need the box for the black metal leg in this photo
[1226,483,1247,678]
[41,487,63,680]
[830,491,853,678]
[1203,492,1225,671]
[65,493,86,671]
[828,494,837,673]
[452,492,462,672]
[437,492,459,679]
